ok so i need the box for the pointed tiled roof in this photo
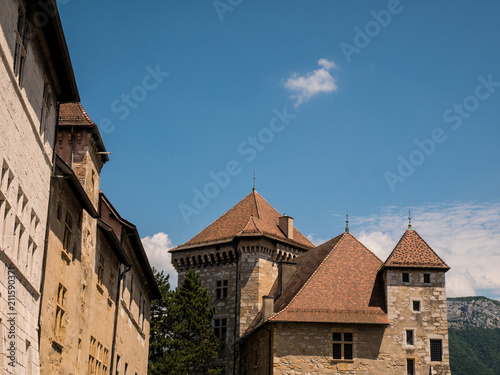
[268,232,388,325]
[172,191,314,250]
[384,229,449,269]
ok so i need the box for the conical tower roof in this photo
[172,191,314,251]
[384,229,449,269]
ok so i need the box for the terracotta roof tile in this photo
[384,229,449,269]
[172,191,314,250]
[59,102,95,126]
[270,233,388,325]
[58,102,108,159]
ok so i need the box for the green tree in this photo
[148,269,222,375]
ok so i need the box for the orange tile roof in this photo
[172,191,314,250]
[269,232,388,325]
[384,229,449,269]
[58,102,108,159]
[59,102,95,126]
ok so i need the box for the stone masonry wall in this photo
[382,269,451,375]
[0,0,59,373]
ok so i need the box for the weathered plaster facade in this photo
[38,104,159,375]
[0,0,78,373]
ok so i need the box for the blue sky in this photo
[58,1,500,298]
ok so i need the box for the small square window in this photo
[423,274,431,283]
[402,273,410,283]
[407,358,415,375]
[413,300,421,312]
[406,330,414,346]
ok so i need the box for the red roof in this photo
[59,102,95,126]
[384,229,449,269]
[269,232,388,325]
[58,102,108,160]
[172,191,314,250]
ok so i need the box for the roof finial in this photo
[252,169,256,192]
[408,206,413,230]
[345,210,349,233]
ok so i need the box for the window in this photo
[13,5,29,86]
[124,362,129,375]
[97,255,105,286]
[412,300,421,312]
[423,273,431,283]
[89,336,96,375]
[116,355,121,375]
[406,330,414,346]
[57,204,62,221]
[129,275,134,311]
[88,337,109,375]
[216,280,228,299]
[402,273,410,283]
[141,299,146,329]
[40,80,52,135]
[122,273,127,299]
[406,358,415,375]
[55,284,67,340]
[430,339,442,362]
[63,213,73,253]
[332,332,353,360]
[214,318,227,341]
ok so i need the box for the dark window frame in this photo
[430,339,443,362]
[332,332,353,361]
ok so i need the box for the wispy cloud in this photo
[141,232,178,287]
[284,58,338,107]
[351,202,500,300]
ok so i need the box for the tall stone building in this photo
[171,191,451,375]
[0,0,78,372]
[170,190,314,373]
[38,102,160,375]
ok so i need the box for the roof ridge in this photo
[271,232,347,321]
[253,191,261,219]
[346,232,384,264]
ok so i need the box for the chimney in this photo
[262,296,274,321]
[278,261,297,297]
[279,215,294,240]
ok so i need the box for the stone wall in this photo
[382,268,451,375]
[0,0,59,373]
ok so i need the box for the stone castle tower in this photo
[170,190,314,373]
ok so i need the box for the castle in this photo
[170,190,451,375]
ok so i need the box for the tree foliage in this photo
[148,269,222,375]
[449,328,500,375]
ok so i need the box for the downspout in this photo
[232,238,239,375]
[38,102,61,350]
[109,263,131,375]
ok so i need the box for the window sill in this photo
[60,249,71,263]
[52,339,64,352]
[96,283,104,294]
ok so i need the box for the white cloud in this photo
[306,233,330,246]
[352,202,500,300]
[284,58,338,107]
[141,232,178,287]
